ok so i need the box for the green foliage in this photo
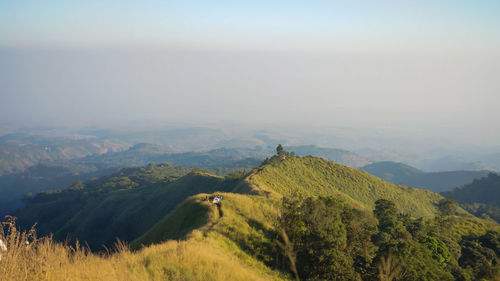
[374,199,401,236]
[419,235,451,266]
[383,240,454,281]
[278,196,375,281]
[438,199,459,216]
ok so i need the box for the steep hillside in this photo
[362,161,490,192]
[15,164,243,250]
[235,156,444,217]
[133,193,281,270]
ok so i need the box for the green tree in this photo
[437,199,459,216]
[278,196,360,280]
[419,236,451,266]
[276,144,284,155]
[374,199,401,236]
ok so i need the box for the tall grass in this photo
[0,216,282,281]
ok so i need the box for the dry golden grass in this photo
[0,216,282,281]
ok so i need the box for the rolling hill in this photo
[9,153,500,280]
[15,163,243,250]
[17,154,449,250]
[234,156,444,217]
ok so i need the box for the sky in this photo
[1,0,500,146]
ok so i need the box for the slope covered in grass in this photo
[235,155,444,217]
[15,164,244,250]
[133,193,282,270]
[0,215,284,281]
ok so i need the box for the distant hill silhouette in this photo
[361,161,490,192]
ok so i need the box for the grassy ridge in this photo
[235,156,444,217]
[16,168,242,250]
[133,193,282,272]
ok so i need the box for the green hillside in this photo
[235,155,444,217]
[361,161,490,192]
[15,163,244,250]
[133,192,281,270]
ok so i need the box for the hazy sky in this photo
[1,1,499,145]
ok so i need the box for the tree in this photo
[276,144,285,156]
[374,199,400,236]
[278,196,361,280]
[437,199,458,216]
[419,236,451,266]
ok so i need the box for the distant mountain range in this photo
[0,140,376,216]
[361,161,490,192]
[0,133,126,176]
[286,145,370,167]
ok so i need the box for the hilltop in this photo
[235,155,444,217]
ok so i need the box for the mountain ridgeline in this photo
[361,161,490,192]
[19,154,445,249]
[10,151,500,281]
[442,172,500,223]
